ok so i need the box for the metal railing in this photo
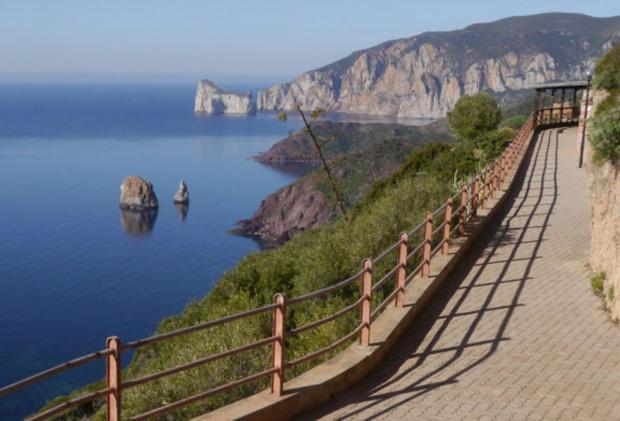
[0,113,538,420]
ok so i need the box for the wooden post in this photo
[442,198,452,254]
[560,87,566,123]
[472,176,480,218]
[422,212,433,277]
[482,170,489,209]
[492,162,499,195]
[534,89,541,126]
[360,259,372,346]
[106,337,121,421]
[395,233,408,307]
[459,186,468,236]
[271,293,286,395]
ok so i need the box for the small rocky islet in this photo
[118,177,189,233]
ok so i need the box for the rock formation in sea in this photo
[257,13,620,119]
[173,180,189,204]
[194,79,256,114]
[119,176,159,210]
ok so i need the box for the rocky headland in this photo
[232,121,451,245]
[194,79,256,114]
[256,13,620,119]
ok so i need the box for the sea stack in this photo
[119,176,159,210]
[194,79,256,115]
[173,180,189,204]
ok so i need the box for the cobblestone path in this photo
[305,128,620,420]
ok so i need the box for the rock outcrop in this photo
[173,180,189,204]
[119,176,159,210]
[194,79,255,114]
[586,90,620,320]
[257,13,620,119]
[232,174,332,245]
[235,121,451,245]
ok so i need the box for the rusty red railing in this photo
[0,113,537,420]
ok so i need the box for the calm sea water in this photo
[0,83,309,419]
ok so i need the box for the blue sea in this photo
[0,83,310,419]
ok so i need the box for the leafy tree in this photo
[448,93,501,141]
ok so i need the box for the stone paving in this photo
[305,128,620,420]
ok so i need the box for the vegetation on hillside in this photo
[590,43,620,166]
[44,94,518,420]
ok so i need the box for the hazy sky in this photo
[0,1,617,83]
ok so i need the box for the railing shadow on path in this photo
[304,128,561,420]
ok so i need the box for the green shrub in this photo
[608,285,615,302]
[589,105,620,165]
[500,115,527,130]
[591,272,606,295]
[448,93,501,141]
[594,43,620,92]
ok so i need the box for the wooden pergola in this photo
[531,80,591,126]
[530,78,592,167]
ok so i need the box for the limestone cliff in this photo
[194,79,255,114]
[586,91,620,319]
[258,13,620,119]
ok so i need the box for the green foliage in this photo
[608,285,615,302]
[593,43,620,92]
[591,272,606,295]
[500,115,528,130]
[590,105,620,165]
[448,93,502,141]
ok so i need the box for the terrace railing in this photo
[0,113,538,420]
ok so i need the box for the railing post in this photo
[482,169,489,209]
[395,233,408,307]
[360,259,372,346]
[492,162,499,196]
[472,176,480,218]
[422,212,433,277]
[442,198,452,254]
[271,293,286,396]
[459,186,467,236]
[106,336,121,421]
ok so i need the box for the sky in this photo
[0,0,617,84]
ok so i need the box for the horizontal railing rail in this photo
[2,111,540,420]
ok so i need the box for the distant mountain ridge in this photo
[256,13,620,119]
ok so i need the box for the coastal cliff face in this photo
[257,13,620,119]
[233,121,451,244]
[234,174,332,245]
[194,79,255,114]
[586,91,620,320]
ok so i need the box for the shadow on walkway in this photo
[304,128,562,420]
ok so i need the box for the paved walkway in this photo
[305,128,620,420]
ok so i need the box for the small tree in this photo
[279,106,347,216]
[448,93,501,142]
